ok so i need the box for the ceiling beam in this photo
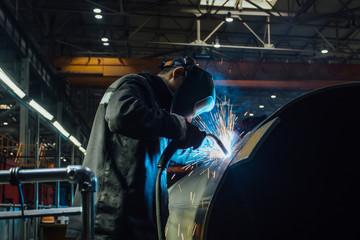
[53,57,360,88]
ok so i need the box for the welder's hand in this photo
[178,120,206,149]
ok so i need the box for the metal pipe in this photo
[128,17,152,40]
[71,145,75,205]
[197,19,201,43]
[0,166,97,240]
[237,16,267,46]
[203,21,225,43]
[314,27,336,51]
[147,41,316,53]
[267,16,271,45]
[0,207,82,219]
[82,191,95,240]
[56,134,61,208]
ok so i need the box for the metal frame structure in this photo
[0,165,97,240]
[3,0,358,61]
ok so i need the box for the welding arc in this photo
[206,133,229,155]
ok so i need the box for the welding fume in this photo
[66,56,227,240]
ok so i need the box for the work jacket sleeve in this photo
[105,79,186,140]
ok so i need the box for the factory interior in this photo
[0,0,359,239]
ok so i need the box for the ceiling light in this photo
[103,42,110,46]
[79,147,86,154]
[271,95,276,99]
[3,122,8,125]
[0,68,26,99]
[214,37,220,48]
[249,113,254,116]
[225,12,233,22]
[259,105,264,108]
[321,49,328,54]
[29,99,54,121]
[52,121,70,138]
[93,8,101,13]
[69,136,82,147]
[0,104,11,109]
[95,14,103,19]
[101,37,109,42]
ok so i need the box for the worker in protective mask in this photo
[66,56,214,240]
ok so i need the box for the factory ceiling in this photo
[3,0,360,63]
[1,0,360,138]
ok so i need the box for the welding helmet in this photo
[160,58,216,120]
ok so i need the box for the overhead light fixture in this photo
[225,12,233,22]
[93,8,101,13]
[95,14,103,19]
[321,49,328,54]
[259,105,264,108]
[69,136,82,147]
[103,42,110,46]
[79,147,86,154]
[249,113,254,116]
[271,95,277,99]
[0,68,26,99]
[3,122,8,126]
[29,99,54,121]
[214,37,220,48]
[52,121,70,138]
[101,37,109,42]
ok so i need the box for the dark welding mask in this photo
[159,58,216,120]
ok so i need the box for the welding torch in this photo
[205,133,228,156]
[156,132,228,240]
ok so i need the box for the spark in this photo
[179,98,241,175]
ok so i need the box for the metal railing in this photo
[0,165,97,240]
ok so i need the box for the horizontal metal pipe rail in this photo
[0,165,97,240]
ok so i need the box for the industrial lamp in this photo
[225,12,233,22]
[321,49,329,54]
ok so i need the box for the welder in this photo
[66,57,215,240]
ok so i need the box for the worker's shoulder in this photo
[109,73,147,90]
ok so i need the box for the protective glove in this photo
[177,120,206,149]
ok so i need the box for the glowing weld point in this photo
[176,98,241,177]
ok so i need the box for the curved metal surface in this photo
[166,83,360,239]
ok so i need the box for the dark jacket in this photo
[66,71,186,240]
